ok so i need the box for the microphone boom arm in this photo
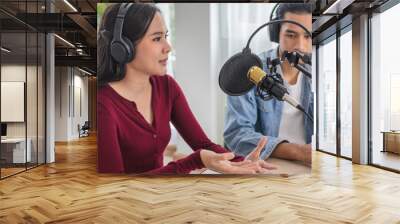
[245,19,312,49]
[282,51,312,78]
[294,64,311,79]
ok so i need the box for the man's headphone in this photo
[268,3,281,43]
[110,3,135,64]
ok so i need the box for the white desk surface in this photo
[198,158,311,176]
[1,138,27,143]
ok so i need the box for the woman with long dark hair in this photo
[97,3,276,174]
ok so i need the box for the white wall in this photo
[1,65,26,142]
[1,82,25,122]
[54,67,89,141]
[1,63,47,165]
[1,65,37,137]
[1,65,26,81]
[175,3,214,154]
[72,72,89,138]
[55,66,68,141]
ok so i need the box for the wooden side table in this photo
[381,131,400,154]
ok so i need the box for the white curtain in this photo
[210,3,277,144]
[212,3,277,57]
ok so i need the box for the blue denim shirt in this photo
[224,47,314,160]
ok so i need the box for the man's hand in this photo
[246,137,277,170]
[270,142,311,166]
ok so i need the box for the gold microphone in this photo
[247,66,265,85]
[246,65,302,110]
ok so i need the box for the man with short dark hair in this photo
[224,3,313,164]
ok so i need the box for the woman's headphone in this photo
[110,3,135,64]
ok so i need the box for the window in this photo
[339,28,352,158]
[0,0,47,179]
[370,2,400,171]
[317,36,337,154]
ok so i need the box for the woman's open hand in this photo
[200,150,257,174]
[199,137,276,174]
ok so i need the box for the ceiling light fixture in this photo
[1,47,11,53]
[323,0,355,15]
[63,0,78,12]
[54,34,75,48]
[78,67,92,76]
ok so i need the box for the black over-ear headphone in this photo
[268,3,280,43]
[110,3,135,64]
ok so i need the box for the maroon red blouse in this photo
[97,75,243,174]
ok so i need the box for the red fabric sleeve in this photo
[144,150,203,174]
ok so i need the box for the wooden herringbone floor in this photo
[1,134,400,223]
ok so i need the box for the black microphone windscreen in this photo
[219,49,263,96]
